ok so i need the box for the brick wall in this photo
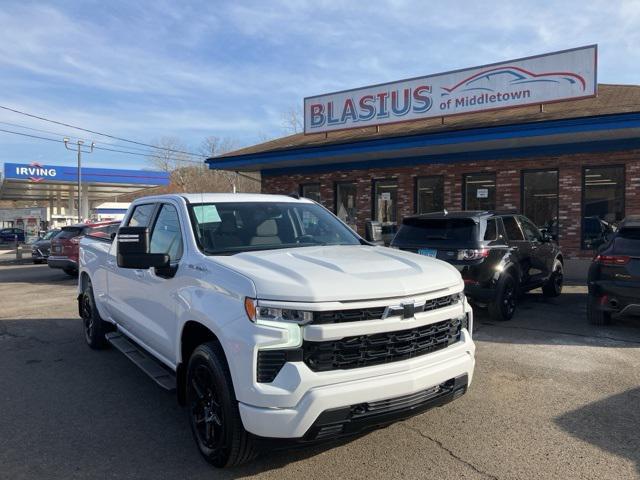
[263,149,640,258]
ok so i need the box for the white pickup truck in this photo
[79,193,475,467]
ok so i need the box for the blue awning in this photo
[207,112,640,175]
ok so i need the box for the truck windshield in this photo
[188,201,361,255]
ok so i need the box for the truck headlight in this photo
[244,298,313,325]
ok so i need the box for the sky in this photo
[0,0,639,172]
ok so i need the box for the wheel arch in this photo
[177,320,229,406]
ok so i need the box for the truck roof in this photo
[132,193,315,204]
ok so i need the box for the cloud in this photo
[0,0,638,172]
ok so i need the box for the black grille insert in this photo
[256,350,287,383]
[256,349,304,383]
[313,307,386,324]
[303,318,462,372]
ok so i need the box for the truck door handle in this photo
[134,269,145,278]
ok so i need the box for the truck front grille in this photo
[311,293,459,324]
[302,317,462,372]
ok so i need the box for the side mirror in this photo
[116,226,169,269]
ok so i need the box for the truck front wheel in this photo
[187,342,256,467]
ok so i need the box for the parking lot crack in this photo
[399,423,499,479]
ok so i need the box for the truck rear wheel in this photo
[80,279,111,349]
[187,342,256,468]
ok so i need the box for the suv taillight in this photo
[457,248,490,261]
[595,255,630,266]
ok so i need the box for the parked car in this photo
[79,194,475,467]
[587,216,640,325]
[48,221,120,276]
[0,227,25,243]
[31,229,61,263]
[391,211,564,321]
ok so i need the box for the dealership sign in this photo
[304,45,597,134]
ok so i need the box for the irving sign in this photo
[304,45,597,134]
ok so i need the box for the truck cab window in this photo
[150,204,183,261]
[128,203,156,227]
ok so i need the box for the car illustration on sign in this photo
[441,66,587,96]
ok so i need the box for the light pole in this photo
[64,138,94,223]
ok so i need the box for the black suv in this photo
[391,211,564,321]
[587,216,640,325]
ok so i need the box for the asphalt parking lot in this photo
[1,263,639,480]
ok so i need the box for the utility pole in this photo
[64,138,94,223]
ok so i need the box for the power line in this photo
[0,126,192,162]
[0,104,208,158]
[0,124,260,183]
[0,120,156,155]
[0,127,64,144]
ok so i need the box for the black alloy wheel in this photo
[186,342,256,467]
[190,364,225,457]
[489,273,518,321]
[80,279,110,349]
[542,261,564,298]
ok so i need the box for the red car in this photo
[48,221,120,276]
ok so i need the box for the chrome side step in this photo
[105,332,176,391]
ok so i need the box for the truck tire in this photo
[80,279,111,349]
[587,295,611,326]
[187,342,256,468]
[489,272,517,322]
[542,260,563,298]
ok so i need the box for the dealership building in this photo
[208,46,639,257]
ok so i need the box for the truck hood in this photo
[210,245,462,302]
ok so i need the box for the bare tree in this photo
[199,136,241,193]
[281,105,304,134]
[145,136,260,195]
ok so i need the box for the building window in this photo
[463,172,496,210]
[373,179,398,225]
[300,183,321,203]
[335,182,357,229]
[582,165,625,249]
[522,170,559,236]
[415,176,444,214]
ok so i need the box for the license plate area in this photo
[418,248,437,258]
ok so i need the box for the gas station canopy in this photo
[0,162,170,201]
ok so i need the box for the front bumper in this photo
[32,249,49,260]
[238,329,475,439]
[47,256,77,270]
